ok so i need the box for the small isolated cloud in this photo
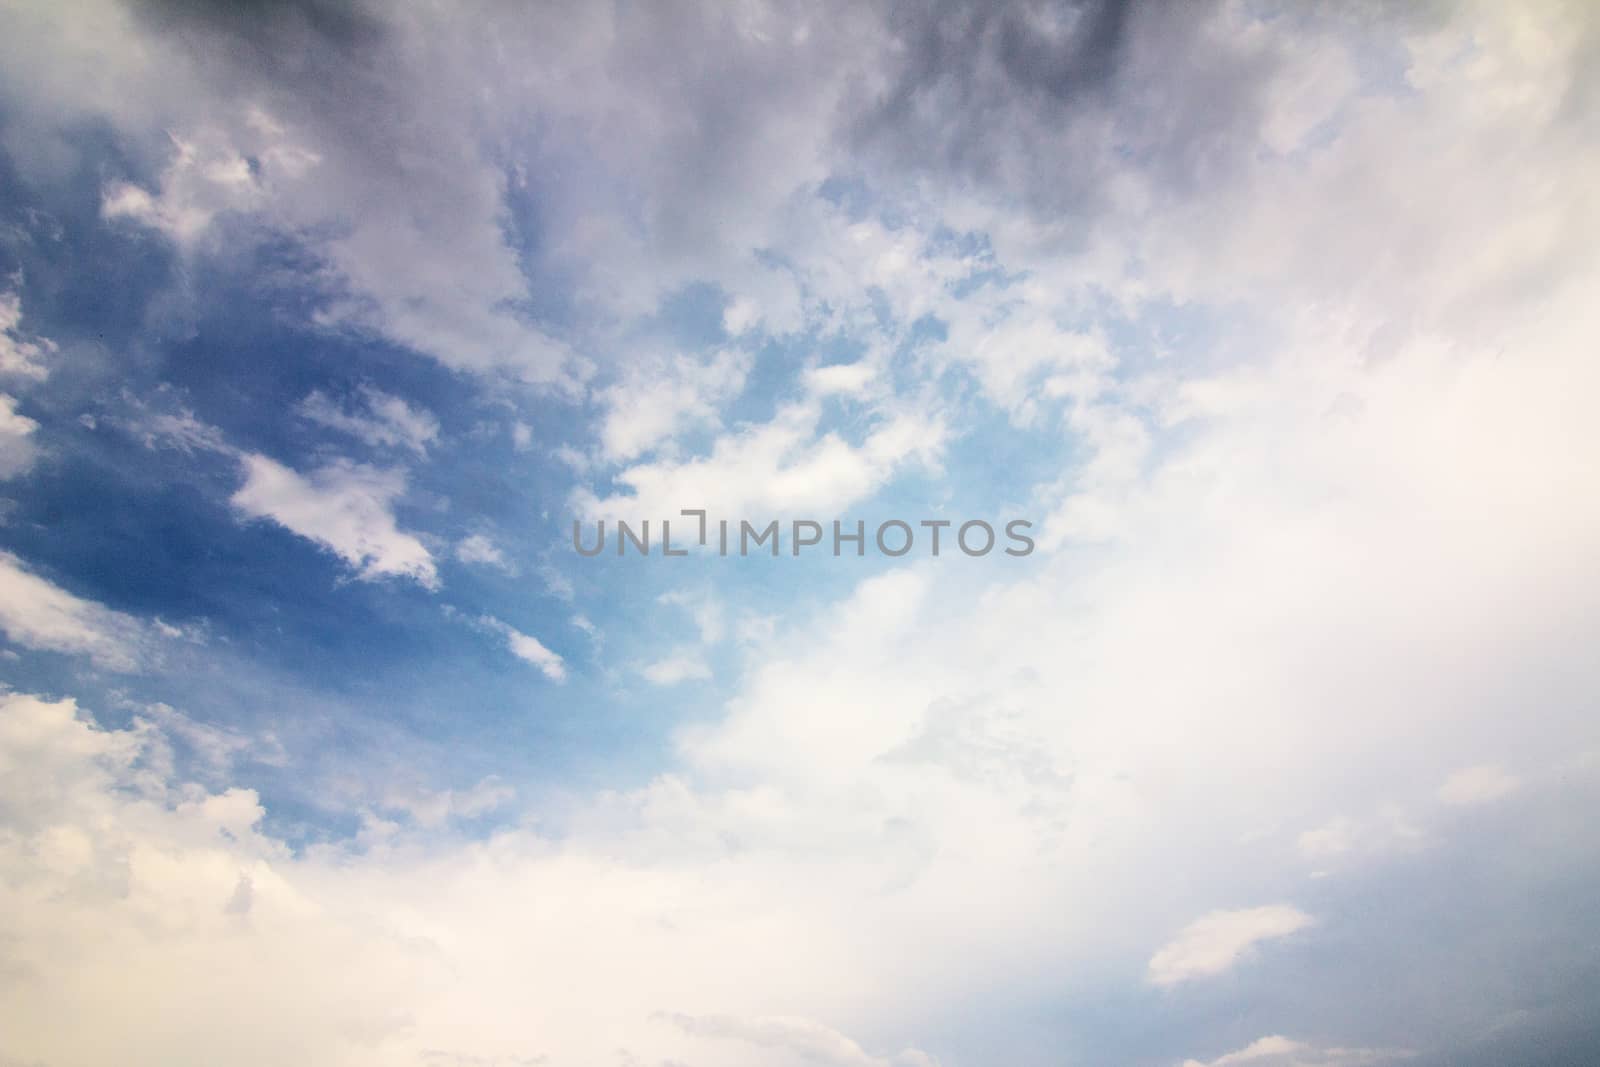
[123,399,234,457]
[0,551,146,670]
[1297,816,1359,860]
[662,1013,936,1067]
[1185,1036,1308,1067]
[1181,1034,1415,1067]
[641,652,711,686]
[570,613,600,647]
[538,563,575,602]
[1295,810,1423,868]
[1437,765,1519,807]
[298,385,440,456]
[1148,905,1314,987]
[481,616,565,682]
[456,533,513,573]
[0,393,39,479]
[0,290,54,381]
[231,454,439,588]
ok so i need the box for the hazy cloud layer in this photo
[0,1,1598,1065]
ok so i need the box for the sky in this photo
[0,1,1598,1065]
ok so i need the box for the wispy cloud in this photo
[297,385,440,457]
[1148,906,1315,987]
[479,615,566,682]
[0,551,148,670]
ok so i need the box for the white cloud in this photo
[539,563,575,602]
[722,296,761,336]
[230,454,439,589]
[663,1013,937,1067]
[1148,906,1314,987]
[101,128,289,244]
[0,550,145,670]
[5,3,1600,1065]
[82,63,580,384]
[937,303,1112,423]
[480,616,565,682]
[0,689,955,1065]
[638,590,727,684]
[383,776,516,828]
[805,361,875,398]
[581,401,945,522]
[0,392,39,478]
[597,347,750,462]
[297,385,440,457]
[658,589,726,645]
[126,403,233,457]
[641,652,712,686]
[141,701,287,778]
[455,534,513,573]
[1181,1035,1414,1067]
[1295,810,1426,868]
[1184,1036,1308,1067]
[1297,817,1359,861]
[0,290,54,381]
[1438,765,1519,807]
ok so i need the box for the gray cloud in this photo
[848,1,1279,223]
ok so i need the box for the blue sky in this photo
[1,2,1599,1066]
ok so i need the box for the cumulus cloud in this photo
[1148,906,1315,987]
[15,0,582,384]
[101,126,302,244]
[0,690,954,1067]
[231,454,439,588]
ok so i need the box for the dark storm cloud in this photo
[849,0,1284,223]
[120,0,389,156]
[129,0,385,59]
[877,0,1136,112]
